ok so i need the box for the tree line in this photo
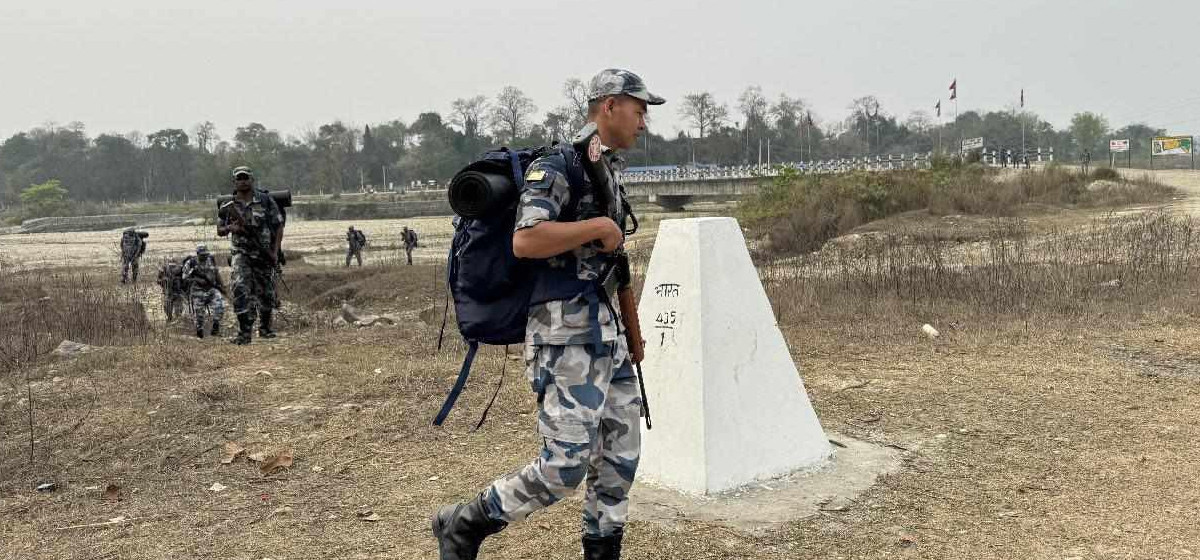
[0,80,1174,208]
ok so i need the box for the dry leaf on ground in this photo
[102,484,121,502]
[220,442,245,465]
[259,450,294,476]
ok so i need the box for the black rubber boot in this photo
[195,324,205,339]
[432,494,507,560]
[231,314,253,345]
[210,321,220,336]
[582,529,624,560]
[258,309,276,339]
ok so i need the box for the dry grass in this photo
[0,270,153,374]
[746,165,1177,256]
[762,211,1200,332]
[5,194,1200,558]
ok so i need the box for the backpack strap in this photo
[432,341,479,426]
[555,144,588,223]
[507,149,526,189]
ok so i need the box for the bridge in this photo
[621,153,933,209]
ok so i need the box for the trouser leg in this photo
[581,376,641,538]
[483,342,638,527]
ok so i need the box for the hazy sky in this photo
[2,0,1197,142]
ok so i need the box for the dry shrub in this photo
[763,211,1200,331]
[745,166,1176,258]
[0,270,152,374]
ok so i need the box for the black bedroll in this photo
[216,189,293,210]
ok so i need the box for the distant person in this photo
[1023,154,1031,169]
[157,257,186,321]
[119,228,148,284]
[346,226,367,267]
[217,166,283,344]
[182,245,226,338]
[1081,149,1091,174]
[401,226,418,265]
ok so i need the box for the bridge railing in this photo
[622,153,936,184]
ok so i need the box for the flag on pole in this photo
[935,100,941,118]
[949,79,957,100]
[1020,88,1024,108]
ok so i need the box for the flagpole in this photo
[1021,89,1026,165]
[949,77,960,157]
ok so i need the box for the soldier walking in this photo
[182,245,226,338]
[119,228,147,283]
[157,257,186,321]
[432,68,663,560]
[401,226,418,265]
[346,226,367,267]
[217,166,284,345]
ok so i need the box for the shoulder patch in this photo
[525,168,547,182]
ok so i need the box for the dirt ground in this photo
[3,178,1200,559]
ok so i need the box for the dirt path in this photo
[1119,168,1200,215]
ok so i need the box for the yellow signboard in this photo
[1152,136,1193,156]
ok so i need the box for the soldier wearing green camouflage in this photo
[183,245,226,338]
[119,228,147,284]
[217,166,283,345]
[157,257,186,321]
[433,68,664,560]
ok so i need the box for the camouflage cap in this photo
[587,68,665,106]
[231,166,254,180]
[196,244,209,254]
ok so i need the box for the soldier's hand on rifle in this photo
[589,217,624,253]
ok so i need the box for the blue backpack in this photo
[433,145,586,427]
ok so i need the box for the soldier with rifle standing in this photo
[217,166,284,345]
[432,68,661,560]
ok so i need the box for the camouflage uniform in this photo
[119,229,146,283]
[480,138,641,539]
[346,227,366,266]
[157,259,186,321]
[183,250,226,336]
[434,67,663,560]
[401,226,417,265]
[219,188,283,340]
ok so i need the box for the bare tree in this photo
[542,109,572,143]
[192,121,218,153]
[678,92,728,138]
[904,111,934,134]
[489,86,538,144]
[738,86,769,129]
[770,94,806,127]
[849,96,882,121]
[562,78,589,128]
[449,95,489,139]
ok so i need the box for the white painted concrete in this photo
[636,217,832,495]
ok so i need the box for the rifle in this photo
[571,123,652,429]
[218,197,279,264]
